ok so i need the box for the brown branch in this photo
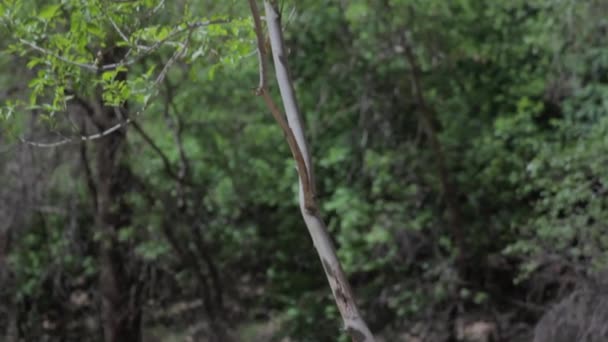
[130,120,196,187]
[248,0,268,92]
[401,33,466,276]
[76,109,99,210]
[162,78,190,181]
[160,217,216,317]
[79,141,98,211]
[192,221,224,314]
[260,91,316,212]
[131,122,175,174]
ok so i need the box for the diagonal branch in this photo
[248,0,316,212]
[248,1,376,341]
[131,121,182,182]
[21,39,188,148]
[162,77,190,181]
[18,19,231,73]
[400,32,466,275]
[248,0,268,91]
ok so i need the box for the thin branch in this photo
[151,0,166,15]
[248,0,316,212]
[260,90,316,211]
[154,39,187,85]
[107,16,130,44]
[114,19,230,68]
[20,38,188,148]
[401,32,466,274]
[21,118,129,147]
[249,1,376,341]
[130,121,181,181]
[248,0,268,92]
[34,205,69,215]
[19,39,98,71]
[162,77,190,181]
[19,19,230,73]
[79,141,98,211]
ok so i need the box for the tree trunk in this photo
[95,117,142,342]
[91,49,142,342]
[0,229,19,342]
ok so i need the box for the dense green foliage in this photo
[1,0,608,341]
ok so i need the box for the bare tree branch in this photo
[400,32,466,276]
[162,78,190,181]
[19,39,99,72]
[79,140,98,211]
[248,0,268,92]
[248,1,376,341]
[131,121,182,181]
[248,0,316,212]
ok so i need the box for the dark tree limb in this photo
[400,33,467,277]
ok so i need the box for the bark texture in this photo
[90,49,142,342]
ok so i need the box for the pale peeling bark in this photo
[248,1,376,341]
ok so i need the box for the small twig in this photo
[154,44,185,86]
[19,19,230,73]
[21,119,128,147]
[162,77,190,181]
[106,19,230,70]
[79,138,98,210]
[131,120,188,184]
[19,39,98,71]
[151,0,166,14]
[21,40,187,148]
[107,15,130,44]
[249,0,267,92]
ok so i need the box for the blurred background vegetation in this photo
[1,0,608,341]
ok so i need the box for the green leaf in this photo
[87,22,105,39]
[118,227,134,242]
[26,57,42,69]
[39,4,61,20]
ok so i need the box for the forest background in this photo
[1,0,608,341]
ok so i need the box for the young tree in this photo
[0,1,241,340]
[248,1,375,341]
